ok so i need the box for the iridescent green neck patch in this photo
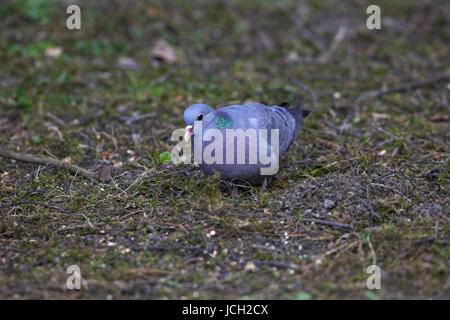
[215,111,233,129]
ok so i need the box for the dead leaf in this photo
[152,40,177,64]
[244,261,257,272]
[174,95,184,103]
[145,7,159,17]
[117,57,140,70]
[100,150,111,160]
[99,165,113,183]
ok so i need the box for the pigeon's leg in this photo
[231,185,239,198]
[260,177,268,193]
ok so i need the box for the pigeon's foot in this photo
[231,185,239,198]
[260,177,268,193]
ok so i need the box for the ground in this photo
[0,0,449,299]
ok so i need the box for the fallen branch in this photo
[0,201,76,214]
[0,148,96,180]
[353,70,450,110]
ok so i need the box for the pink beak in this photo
[184,125,193,142]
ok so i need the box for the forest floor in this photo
[0,0,448,299]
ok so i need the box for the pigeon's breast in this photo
[192,110,283,181]
[189,103,299,182]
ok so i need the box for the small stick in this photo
[353,70,450,110]
[135,245,215,259]
[277,3,326,53]
[251,260,299,269]
[0,148,96,180]
[434,214,440,238]
[362,186,381,221]
[290,79,319,109]
[251,244,282,253]
[319,25,347,64]
[118,112,157,124]
[412,236,448,246]
[0,201,76,214]
[372,125,400,141]
[0,247,20,252]
[58,222,105,232]
[372,161,410,182]
[301,217,353,230]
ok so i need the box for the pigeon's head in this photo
[183,104,214,141]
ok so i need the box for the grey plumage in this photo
[183,102,309,184]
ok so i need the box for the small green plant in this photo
[159,151,171,164]
[153,151,171,167]
[294,292,313,300]
[365,290,380,300]
[361,232,370,242]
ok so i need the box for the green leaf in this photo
[153,151,160,166]
[365,290,380,300]
[361,232,370,242]
[159,151,171,164]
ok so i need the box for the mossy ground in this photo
[0,0,448,299]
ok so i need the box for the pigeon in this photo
[183,102,309,191]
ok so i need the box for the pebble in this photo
[323,199,336,209]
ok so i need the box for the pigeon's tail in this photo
[283,104,310,137]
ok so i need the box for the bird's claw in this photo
[231,186,239,198]
[260,177,268,193]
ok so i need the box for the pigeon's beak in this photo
[184,125,193,142]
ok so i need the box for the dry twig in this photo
[277,3,326,53]
[118,112,157,124]
[353,70,450,112]
[319,25,347,63]
[301,218,353,230]
[361,186,381,221]
[0,148,96,180]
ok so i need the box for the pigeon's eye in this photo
[197,114,203,121]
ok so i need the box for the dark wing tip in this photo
[301,109,310,118]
